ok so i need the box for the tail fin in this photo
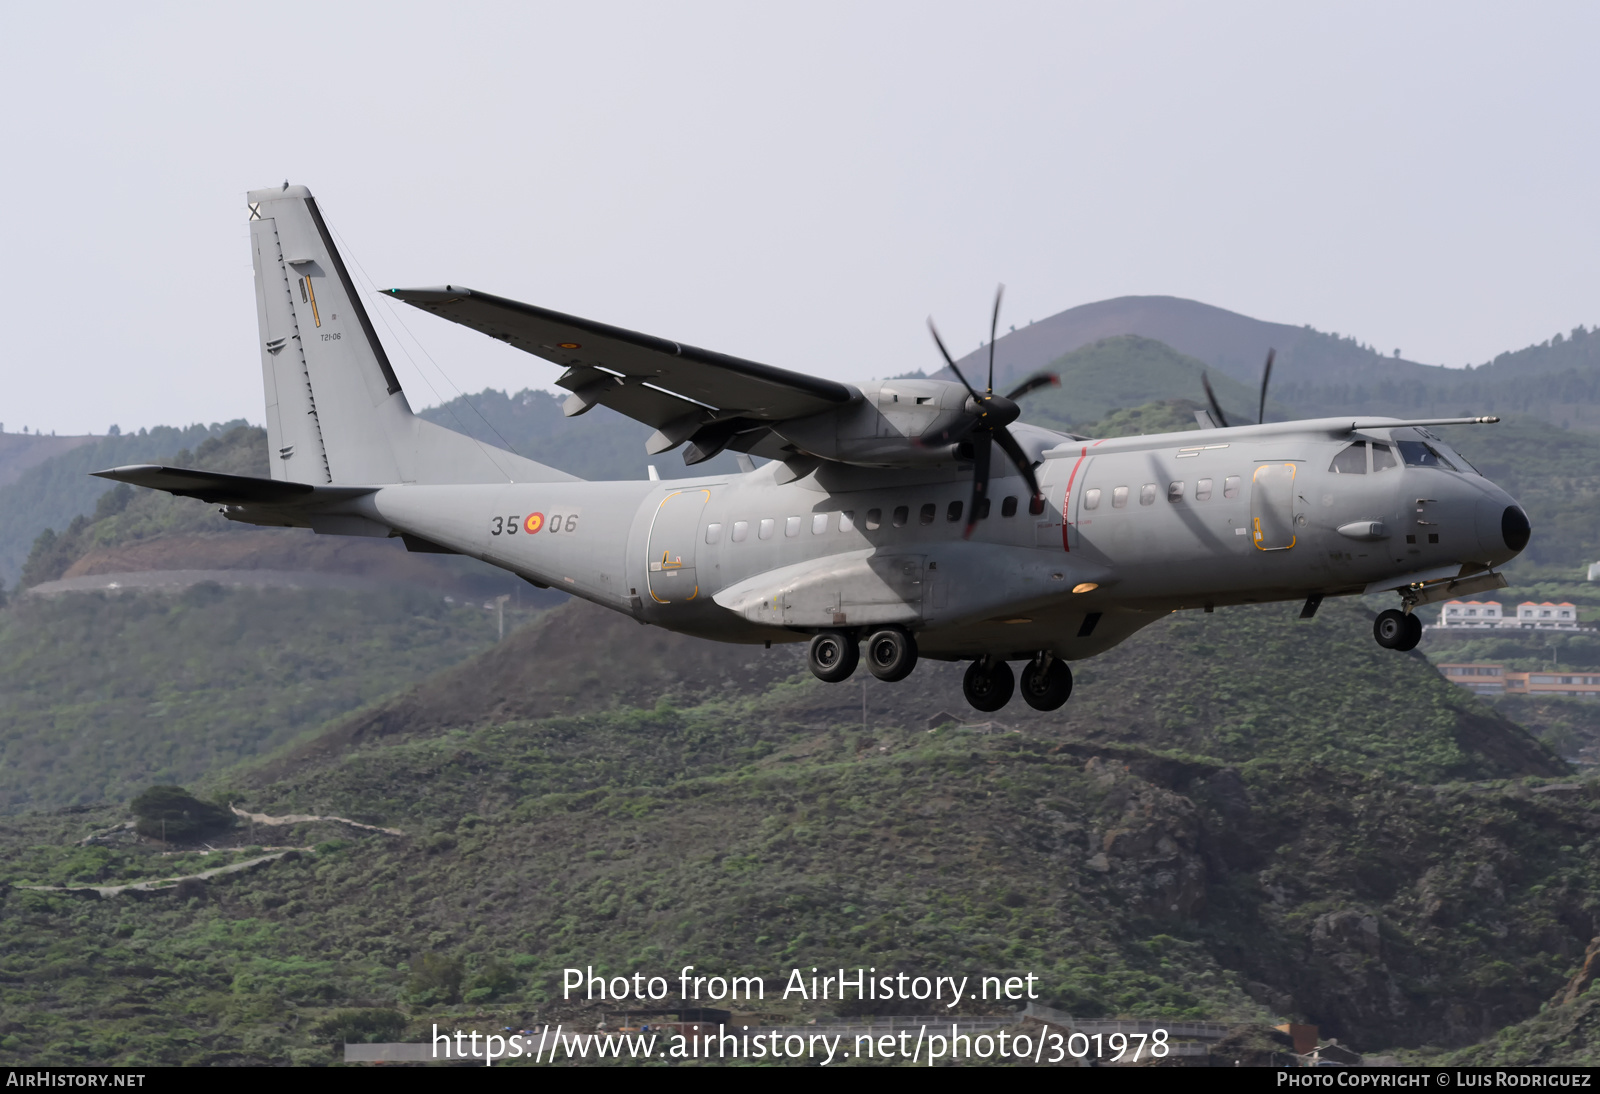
[247,184,574,486]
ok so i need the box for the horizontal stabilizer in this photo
[92,464,375,505]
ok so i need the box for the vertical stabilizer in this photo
[247,184,574,487]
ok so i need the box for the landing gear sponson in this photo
[806,630,1072,713]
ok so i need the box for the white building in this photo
[1438,600,1505,627]
[1516,601,1582,629]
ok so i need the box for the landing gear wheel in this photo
[963,659,1015,712]
[807,631,859,682]
[1020,656,1073,711]
[1397,612,1423,651]
[1373,609,1423,651]
[863,627,918,682]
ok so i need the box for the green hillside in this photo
[1283,324,1600,430]
[0,423,246,587]
[417,388,747,481]
[1010,336,1292,432]
[3,597,1590,1065]
[0,585,506,815]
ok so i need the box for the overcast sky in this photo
[3,3,1596,436]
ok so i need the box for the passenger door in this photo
[645,488,711,603]
[1251,463,1300,551]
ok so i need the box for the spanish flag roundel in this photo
[524,513,544,534]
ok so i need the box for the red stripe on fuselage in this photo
[1060,442,1099,552]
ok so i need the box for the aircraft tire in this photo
[807,631,859,683]
[864,627,918,682]
[1395,612,1424,651]
[1020,657,1073,711]
[1373,609,1409,649]
[963,659,1015,712]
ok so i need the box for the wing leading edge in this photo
[386,286,857,461]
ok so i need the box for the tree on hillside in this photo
[129,785,234,842]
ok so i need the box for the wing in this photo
[386,286,857,457]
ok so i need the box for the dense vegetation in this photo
[0,598,1592,1065]
[18,426,270,589]
[0,585,504,814]
[1281,324,1600,431]
[0,423,245,586]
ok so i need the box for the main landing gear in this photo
[1373,608,1423,651]
[806,627,919,684]
[964,653,1072,713]
[805,630,1071,714]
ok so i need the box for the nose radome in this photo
[1502,505,1531,553]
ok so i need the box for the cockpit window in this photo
[1396,440,1457,470]
[1371,443,1396,472]
[1433,441,1479,474]
[1329,441,1367,474]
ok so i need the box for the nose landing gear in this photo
[1373,608,1423,651]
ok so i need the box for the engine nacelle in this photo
[773,379,974,467]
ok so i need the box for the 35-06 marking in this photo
[490,511,579,536]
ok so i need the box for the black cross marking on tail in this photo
[248,202,261,221]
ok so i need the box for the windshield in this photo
[1395,439,1458,471]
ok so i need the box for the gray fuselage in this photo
[356,420,1523,663]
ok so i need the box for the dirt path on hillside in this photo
[230,804,404,836]
[17,849,312,897]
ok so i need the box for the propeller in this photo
[928,285,1059,538]
[1201,348,1276,429]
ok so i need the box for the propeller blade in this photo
[1201,372,1230,429]
[1258,348,1275,425]
[987,284,1004,395]
[963,433,992,540]
[928,319,983,401]
[994,425,1043,502]
[1005,372,1060,401]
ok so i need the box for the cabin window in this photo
[1139,483,1156,506]
[1001,496,1018,517]
[812,513,829,535]
[1371,443,1396,472]
[1083,488,1102,510]
[1112,486,1129,508]
[892,505,909,527]
[731,520,748,543]
[1195,478,1213,501]
[1168,481,1185,502]
[758,518,775,540]
[1223,475,1241,498]
[839,511,855,532]
[785,516,802,537]
[919,503,937,525]
[976,498,991,520]
[947,500,963,522]
[866,508,882,531]
[1330,441,1368,474]
[705,523,722,544]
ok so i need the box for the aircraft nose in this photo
[1475,492,1530,564]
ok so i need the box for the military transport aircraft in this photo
[98,184,1531,711]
